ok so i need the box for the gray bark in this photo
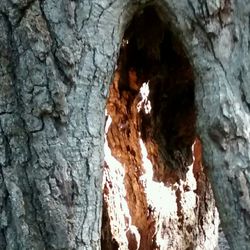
[0,0,249,249]
[0,0,117,249]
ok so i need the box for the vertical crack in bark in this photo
[0,120,9,250]
[39,0,74,88]
[102,6,219,250]
[238,70,250,114]
[14,0,37,27]
[187,0,232,86]
[0,120,12,168]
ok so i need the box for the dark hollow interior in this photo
[101,5,197,249]
[118,6,196,170]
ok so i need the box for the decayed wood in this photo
[103,70,219,249]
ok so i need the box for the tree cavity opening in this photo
[118,6,195,176]
[102,5,218,250]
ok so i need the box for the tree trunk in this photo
[0,0,249,249]
[0,0,113,248]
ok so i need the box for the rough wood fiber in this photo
[103,72,219,249]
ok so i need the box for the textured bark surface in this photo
[0,0,250,249]
[0,0,120,249]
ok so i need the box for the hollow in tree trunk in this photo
[102,7,218,249]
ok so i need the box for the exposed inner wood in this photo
[102,6,218,250]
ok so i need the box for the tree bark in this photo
[0,0,249,249]
[0,0,115,248]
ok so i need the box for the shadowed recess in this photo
[119,6,195,176]
[101,5,204,250]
